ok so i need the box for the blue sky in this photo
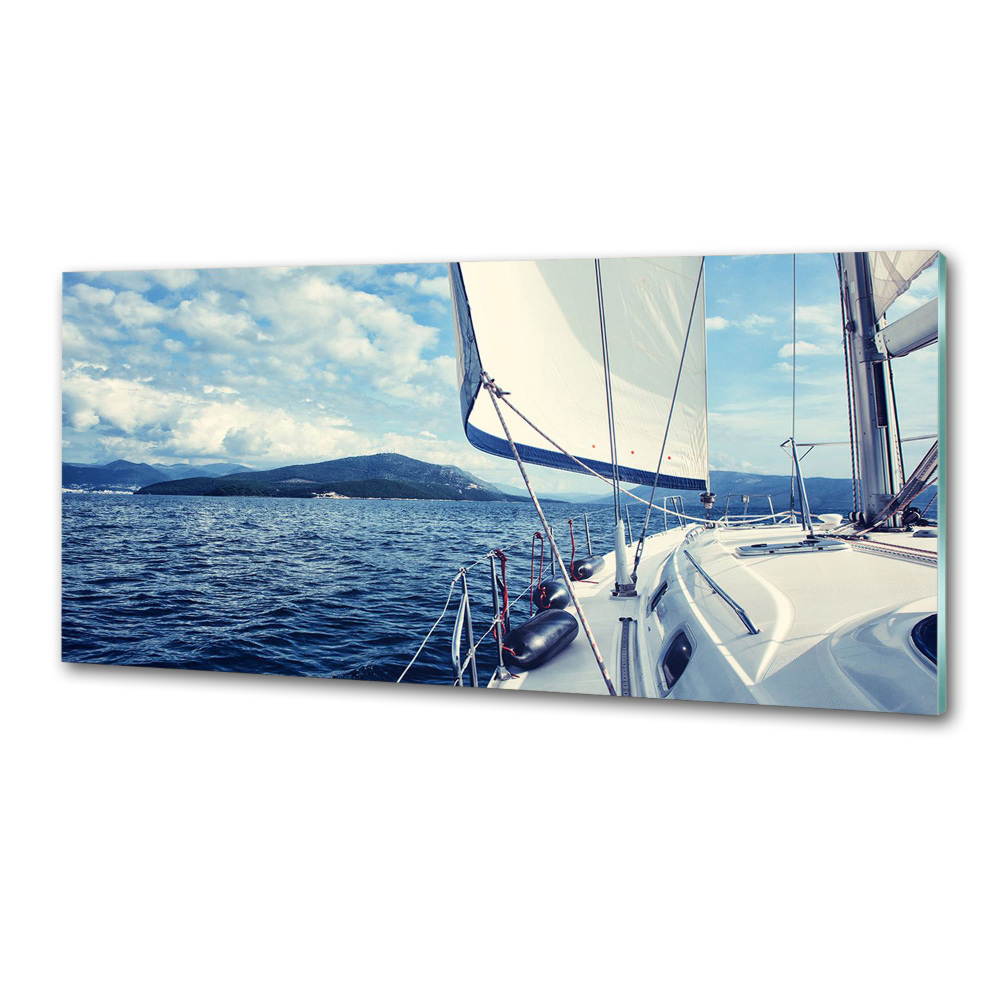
[62,254,939,490]
[704,253,939,481]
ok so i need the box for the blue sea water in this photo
[61,494,616,685]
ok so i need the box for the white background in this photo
[3,3,994,998]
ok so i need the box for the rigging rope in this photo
[396,573,461,683]
[789,253,797,515]
[487,386,720,524]
[632,256,705,579]
[482,372,617,695]
[886,356,906,485]
[595,259,622,523]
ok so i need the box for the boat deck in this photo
[491,520,939,712]
[491,527,683,696]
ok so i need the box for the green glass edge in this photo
[937,253,947,714]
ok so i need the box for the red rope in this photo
[492,548,519,668]
[568,518,579,580]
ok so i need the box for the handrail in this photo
[721,492,779,524]
[399,502,781,686]
[451,590,470,683]
[396,572,462,683]
[792,433,936,448]
[683,550,760,635]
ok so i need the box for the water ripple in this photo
[62,494,613,685]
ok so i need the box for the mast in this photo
[840,253,904,526]
[595,258,636,597]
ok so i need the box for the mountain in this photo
[546,490,614,504]
[151,462,253,480]
[63,459,255,490]
[63,460,171,489]
[134,453,531,502]
[490,480,611,505]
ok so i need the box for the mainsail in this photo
[450,257,708,490]
[869,251,938,320]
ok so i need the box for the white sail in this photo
[869,250,938,319]
[450,257,708,490]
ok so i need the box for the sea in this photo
[61,490,885,686]
[62,493,621,686]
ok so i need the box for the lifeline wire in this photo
[396,573,461,682]
[482,373,617,695]
[595,259,621,523]
[488,386,728,526]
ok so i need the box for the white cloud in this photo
[376,378,444,407]
[62,264,461,468]
[391,271,449,299]
[82,271,153,293]
[63,371,359,464]
[777,340,836,358]
[62,320,99,358]
[742,313,775,331]
[111,291,169,327]
[417,276,450,298]
[796,303,841,335]
[706,316,730,331]
[172,291,261,347]
[68,283,115,306]
[153,269,199,290]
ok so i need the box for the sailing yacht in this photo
[411,253,943,714]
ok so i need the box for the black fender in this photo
[532,576,572,610]
[570,554,604,580]
[503,609,579,671]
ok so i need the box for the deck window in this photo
[662,631,693,688]
[911,614,937,669]
[649,578,670,613]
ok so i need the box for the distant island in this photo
[129,453,531,502]
[62,453,938,513]
[62,459,253,491]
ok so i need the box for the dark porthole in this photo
[663,631,693,688]
[911,614,937,670]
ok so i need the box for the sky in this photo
[61,254,940,491]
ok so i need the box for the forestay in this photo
[450,257,708,490]
[869,251,938,320]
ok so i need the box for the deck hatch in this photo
[736,537,848,557]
